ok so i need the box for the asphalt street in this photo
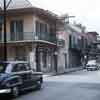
[12,70,100,100]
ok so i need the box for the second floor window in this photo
[10,20,23,41]
[36,21,48,34]
[69,35,72,48]
[35,21,49,40]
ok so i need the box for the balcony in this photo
[69,40,84,51]
[0,32,57,44]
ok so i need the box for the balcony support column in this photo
[35,44,41,72]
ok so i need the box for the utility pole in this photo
[54,19,58,73]
[60,14,75,23]
[3,0,12,61]
[4,0,7,61]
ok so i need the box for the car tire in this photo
[11,86,19,98]
[36,78,43,90]
[87,69,89,71]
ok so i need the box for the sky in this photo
[29,0,100,33]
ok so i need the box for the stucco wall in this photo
[57,48,65,73]
[7,46,16,61]
[2,14,50,40]
[57,30,69,72]
[6,15,34,33]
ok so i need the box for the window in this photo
[69,35,72,48]
[35,21,48,33]
[12,63,27,72]
[44,24,48,33]
[24,63,30,70]
[10,20,23,41]
[72,35,76,48]
[36,21,40,33]
[15,47,26,61]
[40,23,44,33]
[0,63,8,73]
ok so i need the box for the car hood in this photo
[87,64,96,66]
[87,64,97,66]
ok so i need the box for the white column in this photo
[29,44,36,70]
[33,16,36,33]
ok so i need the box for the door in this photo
[64,54,67,68]
[24,63,39,86]
[23,63,35,87]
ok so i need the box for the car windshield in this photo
[0,63,8,73]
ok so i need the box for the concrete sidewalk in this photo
[64,67,83,73]
[43,67,83,77]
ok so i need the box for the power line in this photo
[0,1,3,9]
[25,0,32,6]
[6,0,12,8]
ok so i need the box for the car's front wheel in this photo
[11,86,19,98]
[37,78,43,89]
[87,69,90,71]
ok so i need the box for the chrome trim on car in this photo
[0,89,11,94]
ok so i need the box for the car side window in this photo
[12,64,19,72]
[12,63,27,72]
[24,63,30,71]
[5,64,12,73]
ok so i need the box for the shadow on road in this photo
[0,95,13,100]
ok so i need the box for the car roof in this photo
[0,61,29,64]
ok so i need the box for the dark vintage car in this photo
[0,61,43,97]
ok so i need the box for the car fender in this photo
[2,75,23,87]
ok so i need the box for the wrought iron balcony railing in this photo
[0,32,57,44]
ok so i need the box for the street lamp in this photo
[60,14,75,23]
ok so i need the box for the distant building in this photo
[66,23,87,68]
[56,16,87,72]
[86,32,100,60]
[86,32,98,43]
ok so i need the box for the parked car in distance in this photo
[86,60,99,71]
[0,61,43,98]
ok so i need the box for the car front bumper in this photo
[0,89,11,94]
